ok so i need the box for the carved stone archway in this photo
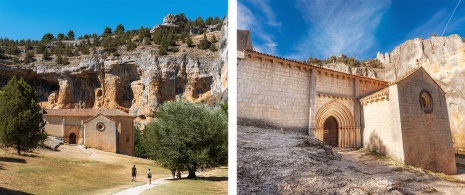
[315,100,359,148]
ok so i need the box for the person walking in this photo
[131,165,137,181]
[147,168,152,184]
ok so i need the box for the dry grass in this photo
[141,166,228,195]
[0,146,171,195]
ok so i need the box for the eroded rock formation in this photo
[0,21,228,127]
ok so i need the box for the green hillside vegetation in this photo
[0,14,224,65]
[306,54,384,69]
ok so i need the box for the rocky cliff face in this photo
[0,21,228,127]
[376,35,465,151]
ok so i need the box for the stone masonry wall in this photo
[111,117,134,156]
[362,85,405,162]
[44,116,64,137]
[84,115,117,153]
[358,80,386,97]
[316,72,353,96]
[237,57,311,132]
[397,69,456,174]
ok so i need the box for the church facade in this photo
[43,109,135,156]
[237,30,456,174]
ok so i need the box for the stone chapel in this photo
[43,108,135,156]
[237,30,456,174]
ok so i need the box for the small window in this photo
[126,134,129,142]
[96,123,105,131]
[419,90,433,113]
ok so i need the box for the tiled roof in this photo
[244,50,389,83]
[387,66,422,86]
[237,30,252,51]
[44,109,134,117]
[360,88,390,106]
[83,113,116,124]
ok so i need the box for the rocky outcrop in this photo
[0,22,228,127]
[163,13,188,25]
[376,35,465,151]
[321,62,380,79]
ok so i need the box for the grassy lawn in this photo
[141,166,228,195]
[0,147,170,195]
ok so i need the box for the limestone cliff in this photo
[0,21,228,127]
[376,35,465,151]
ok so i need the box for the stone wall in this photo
[358,80,386,97]
[362,85,405,162]
[84,115,117,153]
[396,68,456,174]
[110,116,134,156]
[316,72,354,97]
[237,56,311,132]
[44,116,64,137]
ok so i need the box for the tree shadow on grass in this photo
[0,187,33,195]
[0,157,26,163]
[172,176,228,182]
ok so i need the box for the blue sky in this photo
[0,0,227,41]
[238,0,465,61]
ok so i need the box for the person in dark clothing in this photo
[147,168,152,184]
[131,165,137,181]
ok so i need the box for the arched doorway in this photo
[323,116,338,147]
[315,100,358,148]
[69,133,77,144]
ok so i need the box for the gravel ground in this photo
[238,125,465,195]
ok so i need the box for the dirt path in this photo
[111,176,171,195]
[238,125,465,194]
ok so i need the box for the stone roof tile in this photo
[44,109,134,117]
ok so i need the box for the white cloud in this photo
[248,1,281,27]
[292,0,392,60]
[237,1,279,54]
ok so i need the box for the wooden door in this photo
[69,133,77,144]
[323,116,338,147]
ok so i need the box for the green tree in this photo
[115,24,125,34]
[41,33,55,43]
[55,54,63,64]
[197,33,211,50]
[194,16,204,27]
[103,27,112,36]
[126,40,137,51]
[209,43,217,52]
[186,35,194,47]
[25,51,35,63]
[142,101,227,178]
[57,33,65,40]
[134,126,147,157]
[36,43,46,54]
[42,49,50,60]
[67,30,75,40]
[205,17,213,25]
[0,76,46,155]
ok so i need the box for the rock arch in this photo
[315,100,359,147]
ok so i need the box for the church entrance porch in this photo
[314,100,361,148]
[323,116,338,147]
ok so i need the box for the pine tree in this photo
[67,30,75,40]
[42,49,50,60]
[0,76,46,155]
[186,36,193,47]
[55,54,63,64]
[115,24,125,34]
